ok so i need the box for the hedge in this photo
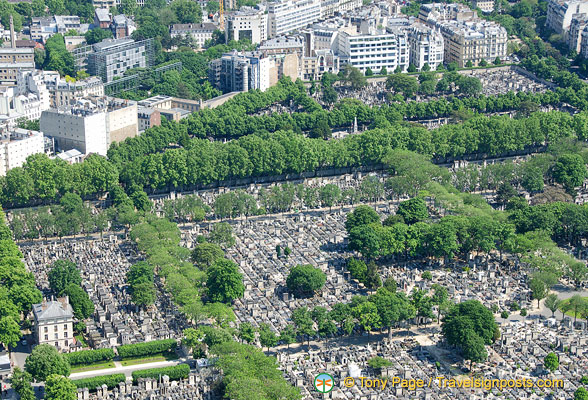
[72,374,126,390]
[64,348,115,366]
[131,364,190,383]
[117,339,177,359]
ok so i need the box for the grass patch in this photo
[71,360,115,373]
[75,335,87,347]
[120,352,178,367]
[558,297,588,318]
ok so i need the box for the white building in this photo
[0,128,45,176]
[406,23,444,70]
[547,0,588,35]
[267,0,321,38]
[209,51,271,93]
[170,23,217,49]
[338,25,409,73]
[225,7,268,44]
[320,0,363,19]
[33,297,74,351]
[30,16,84,43]
[0,86,44,127]
[40,97,137,156]
[17,70,58,112]
[48,76,105,108]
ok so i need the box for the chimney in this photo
[10,14,15,49]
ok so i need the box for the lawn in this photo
[75,335,87,347]
[558,297,588,318]
[71,360,116,373]
[120,352,179,367]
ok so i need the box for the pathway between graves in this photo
[69,357,189,379]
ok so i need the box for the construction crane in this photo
[219,0,224,31]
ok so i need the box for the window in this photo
[54,333,58,339]
[64,324,68,330]
[54,325,58,332]
[44,327,48,333]
[44,335,48,341]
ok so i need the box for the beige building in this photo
[301,50,339,80]
[226,8,268,44]
[419,3,507,67]
[547,0,588,35]
[472,0,495,13]
[567,13,588,52]
[33,297,74,351]
[0,48,35,86]
[49,77,105,108]
[40,97,137,156]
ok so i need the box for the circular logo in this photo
[314,373,335,393]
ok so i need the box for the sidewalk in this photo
[69,358,187,379]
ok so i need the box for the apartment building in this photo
[337,25,409,73]
[320,0,362,19]
[33,297,74,351]
[225,7,268,44]
[567,13,588,52]
[267,0,321,38]
[0,48,35,86]
[86,38,152,83]
[30,16,83,42]
[209,51,271,93]
[418,3,506,67]
[40,97,138,156]
[547,0,588,35]
[170,23,217,49]
[407,23,444,70]
[472,0,495,13]
[301,49,340,80]
[0,129,45,176]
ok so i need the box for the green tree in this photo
[461,329,488,369]
[352,301,381,343]
[397,197,428,224]
[552,154,587,192]
[431,284,449,323]
[543,352,559,373]
[319,184,341,211]
[208,222,235,248]
[442,300,498,356]
[11,367,35,400]
[291,307,315,346]
[279,325,297,349]
[63,283,94,320]
[258,323,278,351]
[529,277,548,308]
[182,327,204,352]
[171,0,202,23]
[237,322,255,344]
[45,374,76,400]
[286,264,326,298]
[84,28,113,45]
[25,344,70,381]
[386,73,419,97]
[191,243,224,268]
[206,258,244,303]
[544,293,560,317]
[0,316,21,349]
[48,260,81,296]
[575,387,588,400]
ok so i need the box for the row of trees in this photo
[0,210,41,349]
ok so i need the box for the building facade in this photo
[209,51,270,93]
[320,0,363,19]
[170,23,217,49]
[30,16,82,43]
[301,49,340,80]
[267,0,321,38]
[0,48,35,86]
[0,129,45,176]
[472,0,495,13]
[86,38,152,83]
[567,13,588,52]
[407,23,444,70]
[40,97,137,156]
[225,8,268,44]
[48,77,105,108]
[547,0,588,35]
[33,297,75,351]
[338,27,409,73]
